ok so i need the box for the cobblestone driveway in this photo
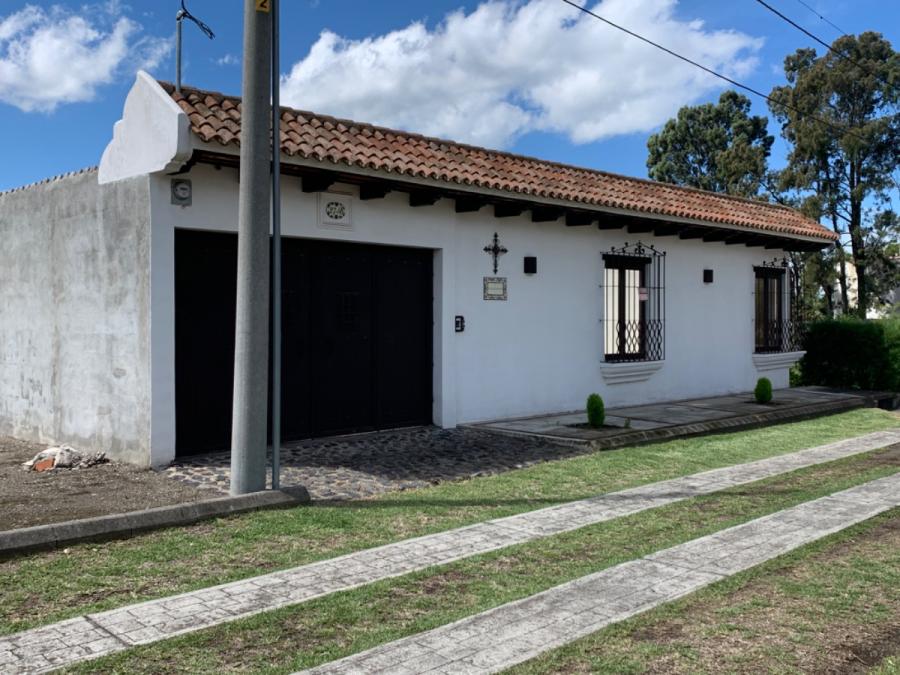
[164,427,576,501]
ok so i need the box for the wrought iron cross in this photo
[483,232,508,274]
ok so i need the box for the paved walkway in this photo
[470,386,891,447]
[164,387,892,501]
[2,429,897,674]
[302,472,900,675]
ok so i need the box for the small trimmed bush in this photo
[586,393,605,428]
[798,319,899,391]
[754,377,773,404]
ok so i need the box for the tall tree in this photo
[769,32,900,318]
[646,90,774,198]
[866,210,900,312]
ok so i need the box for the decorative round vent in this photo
[325,201,347,220]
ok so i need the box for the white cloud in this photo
[281,0,762,148]
[215,53,240,67]
[0,3,170,112]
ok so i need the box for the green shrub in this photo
[789,362,803,387]
[798,318,899,391]
[586,393,605,428]
[883,317,900,388]
[754,377,773,404]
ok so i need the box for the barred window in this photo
[602,242,665,362]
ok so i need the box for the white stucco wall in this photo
[147,164,791,462]
[0,171,153,464]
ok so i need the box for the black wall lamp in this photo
[524,256,537,274]
[703,269,714,283]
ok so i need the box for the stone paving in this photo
[301,472,900,675]
[2,429,898,675]
[164,427,582,500]
[163,387,887,501]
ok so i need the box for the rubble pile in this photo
[22,446,108,472]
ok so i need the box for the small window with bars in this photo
[602,242,665,362]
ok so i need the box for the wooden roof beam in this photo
[742,236,770,248]
[566,211,595,226]
[455,197,487,213]
[626,221,655,234]
[494,202,526,218]
[678,227,706,239]
[409,191,441,207]
[531,207,564,222]
[359,184,391,200]
[301,175,336,193]
[725,233,755,245]
[652,223,680,237]
[702,230,731,242]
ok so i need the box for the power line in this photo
[752,0,898,95]
[179,0,215,39]
[558,0,867,142]
[793,0,847,36]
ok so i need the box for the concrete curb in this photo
[467,396,869,450]
[0,486,310,558]
[586,397,868,451]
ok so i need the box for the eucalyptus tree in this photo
[768,32,900,317]
[646,90,774,198]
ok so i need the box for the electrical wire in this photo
[179,0,215,40]
[753,0,898,95]
[793,0,847,36]
[558,0,867,142]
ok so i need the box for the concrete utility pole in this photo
[271,0,282,490]
[231,0,272,495]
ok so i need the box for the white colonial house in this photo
[0,72,836,466]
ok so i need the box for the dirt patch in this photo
[859,443,900,466]
[0,437,214,530]
[622,517,900,675]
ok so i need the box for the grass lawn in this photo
[1,409,898,638]
[509,511,900,674]
[872,655,900,674]
[60,442,900,673]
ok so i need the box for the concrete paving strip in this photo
[301,472,900,675]
[1,429,898,674]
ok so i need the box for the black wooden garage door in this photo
[175,230,433,455]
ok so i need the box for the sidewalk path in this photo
[2,430,898,674]
[303,472,900,675]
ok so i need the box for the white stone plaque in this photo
[483,277,508,301]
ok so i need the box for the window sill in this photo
[600,359,664,384]
[752,350,805,372]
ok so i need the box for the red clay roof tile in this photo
[162,81,835,242]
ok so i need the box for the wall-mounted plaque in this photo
[483,276,508,301]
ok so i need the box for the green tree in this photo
[867,210,900,313]
[769,32,900,318]
[646,90,774,197]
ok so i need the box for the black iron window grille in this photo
[602,242,665,362]
[754,258,803,353]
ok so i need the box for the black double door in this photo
[175,230,433,455]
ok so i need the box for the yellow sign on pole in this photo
[256,0,270,12]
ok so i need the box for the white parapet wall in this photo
[99,71,192,185]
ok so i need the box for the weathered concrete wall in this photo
[0,170,152,464]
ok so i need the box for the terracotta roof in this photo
[162,82,835,243]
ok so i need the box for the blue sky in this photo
[0,0,897,193]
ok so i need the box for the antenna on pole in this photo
[176,0,215,93]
